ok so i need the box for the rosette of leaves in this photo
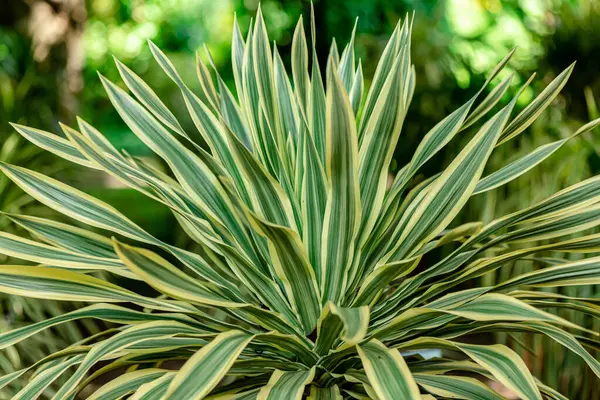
[1,7,600,400]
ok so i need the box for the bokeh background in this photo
[1,0,600,398]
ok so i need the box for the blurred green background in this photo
[1,0,600,398]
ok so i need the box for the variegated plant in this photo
[1,7,600,400]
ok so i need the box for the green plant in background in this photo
[2,7,600,399]
[0,15,105,393]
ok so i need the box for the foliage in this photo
[0,12,106,392]
[1,7,600,399]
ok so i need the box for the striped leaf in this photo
[384,91,519,262]
[1,11,598,399]
[9,123,97,169]
[243,212,320,334]
[0,265,191,312]
[0,304,202,351]
[257,368,315,400]
[164,331,253,399]
[414,374,505,400]
[196,52,220,113]
[113,240,245,307]
[130,372,175,400]
[88,369,169,400]
[291,17,310,116]
[0,230,135,278]
[307,385,343,400]
[499,63,575,144]
[52,321,200,399]
[315,302,369,355]
[475,117,600,194]
[357,339,420,400]
[10,356,84,400]
[321,65,361,303]
[397,338,542,400]
[114,57,185,136]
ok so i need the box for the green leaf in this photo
[165,331,253,399]
[243,212,320,334]
[307,385,343,400]
[54,321,204,399]
[414,374,505,400]
[475,117,600,194]
[315,302,369,355]
[349,60,364,115]
[252,6,284,152]
[0,265,192,312]
[257,368,315,400]
[358,20,403,140]
[0,304,204,351]
[11,356,84,400]
[398,338,542,400]
[88,369,169,400]
[291,16,310,116]
[130,372,175,400]
[321,65,361,303]
[300,120,327,283]
[0,230,135,279]
[114,240,245,307]
[9,123,97,169]
[114,57,185,136]
[357,339,420,400]
[499,63,575,144]
[383,99,516,264]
